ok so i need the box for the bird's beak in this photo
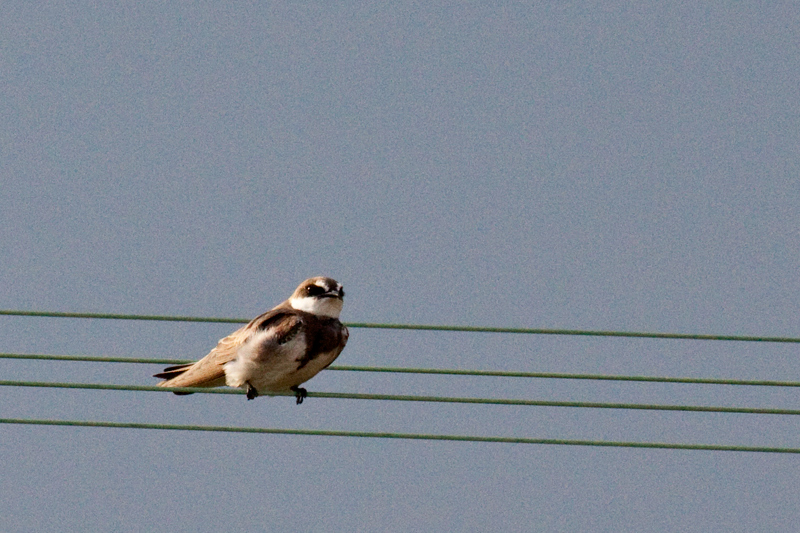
[322,288,344,299]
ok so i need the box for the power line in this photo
[1,417,796,453]
[347,323,800,343]
[2,352,800,388]
[0,310,246,324]
[329,366,800,388]
[2,380,799,415]
[1,352,191,365]
[4,315,796,457]
[1,309,798,342]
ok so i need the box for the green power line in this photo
[328,366,800,387]
[2,380,799,415]
[1,417,796,453]
[0,352,193,365]
[0,310,247,324]
[3,352,800,388]
[1,309,798,342]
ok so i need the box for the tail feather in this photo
[154,361,226,395]
[155,363,197,395]
[153,363,193,380]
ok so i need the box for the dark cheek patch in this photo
[306,284,326,296]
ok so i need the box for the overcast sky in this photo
[2,2,799,531]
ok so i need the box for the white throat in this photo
[289,296,342,319]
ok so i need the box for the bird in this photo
[153,277,348,404]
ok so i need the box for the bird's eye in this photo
[306,285,326,296]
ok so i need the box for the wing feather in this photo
[154,306,297,392]
[155,326,250,390]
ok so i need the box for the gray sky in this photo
[2,2,799,531]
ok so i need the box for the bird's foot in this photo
[245,382,259,400]
[291,386,307,405]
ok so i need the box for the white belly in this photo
[222,329,341,394]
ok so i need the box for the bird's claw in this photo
[291,386,307,405]
[246,382,259,400]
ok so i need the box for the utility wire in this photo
[1,309,798,343]
[0,310,246,324]
[2,352,800,388]
[2,380,799,415]
[1,417,796,454]
[329,366,800,388]
[0,352,191,365]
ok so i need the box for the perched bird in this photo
[153,277,348,404]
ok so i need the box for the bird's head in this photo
[289,277,345,318]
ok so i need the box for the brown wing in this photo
[153,305,298,393]
[263,313,304,346]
